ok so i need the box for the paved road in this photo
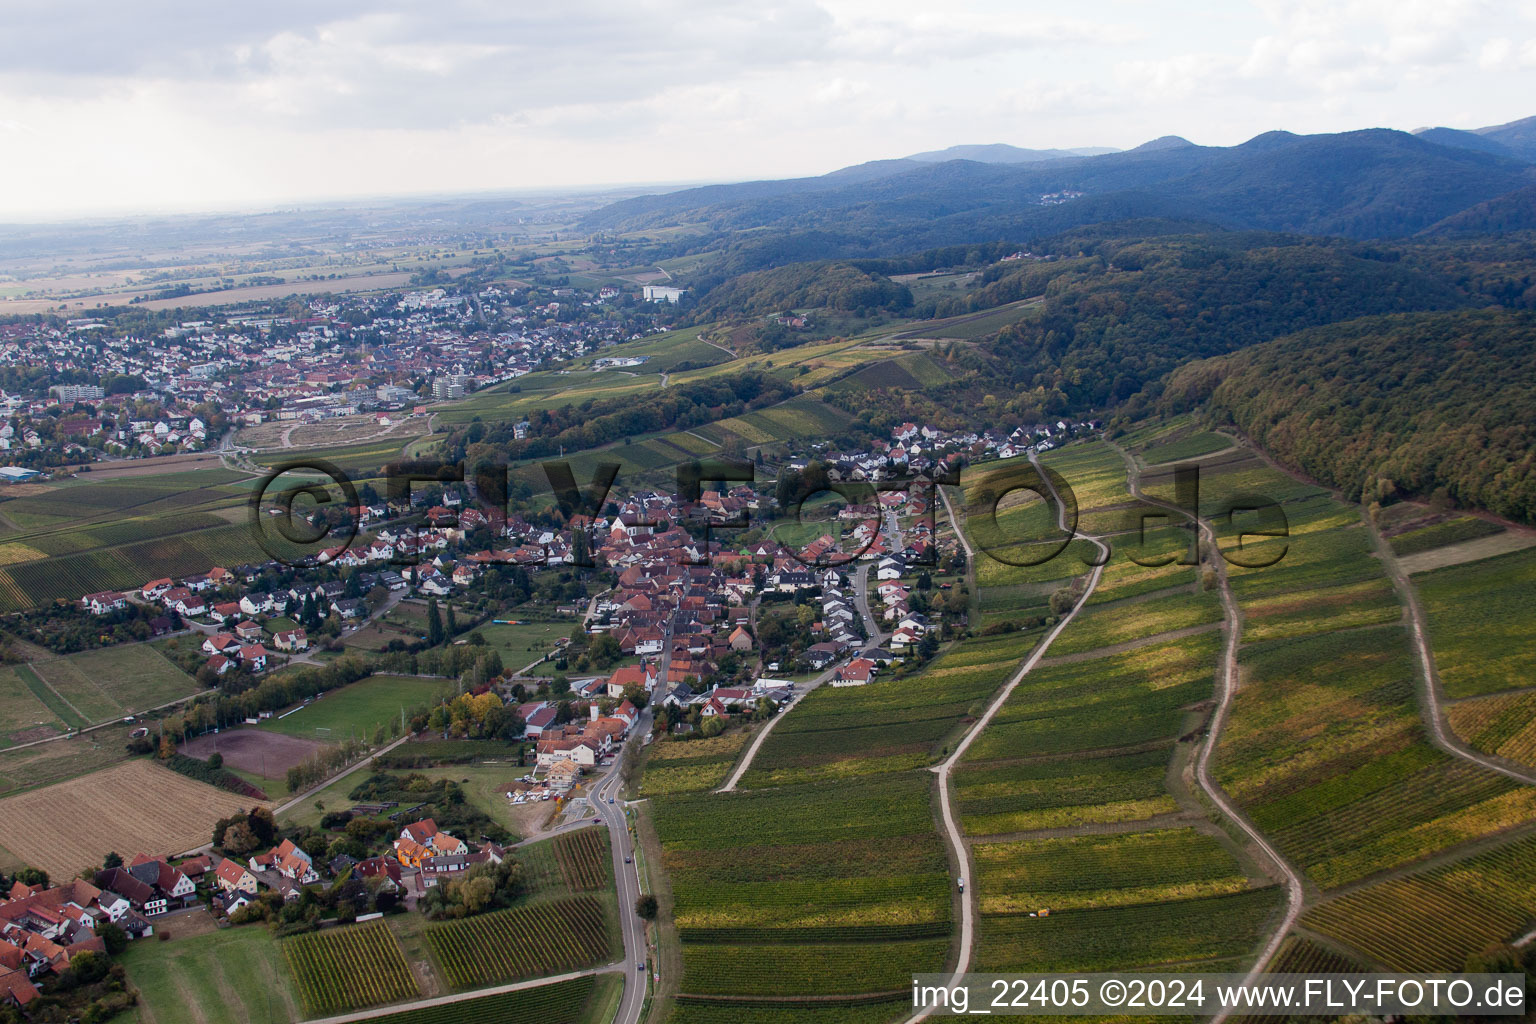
[591,709,652,1024]
[853,562,886,643]
[903,455,1107,1023]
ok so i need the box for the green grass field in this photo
[262,674,449,742]
[120,918,302,1024]
[479,620,575,664]
[0,665,68,745]
[29,645,203,724]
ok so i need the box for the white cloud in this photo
[0,0,1532,216]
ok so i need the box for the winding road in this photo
[1370,524,1536,786]
[903,456,1108,1023]
[1115,445,1304,1021]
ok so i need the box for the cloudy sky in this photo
[1,0,1533,218]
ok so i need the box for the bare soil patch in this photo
[1401,531,1536,575]
[181,729,326,779]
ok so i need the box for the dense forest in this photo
[912,231,1467,411]
[1161,309,1536,522]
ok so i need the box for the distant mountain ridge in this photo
[582,122,1536,256]
[904,143,1120,164]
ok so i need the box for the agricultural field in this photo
[1216,626,1536,889]
[902,300,1039,340]
[669,999,910,1024]
[424,894,615,989]
[1039,441,1139,520]
[1141,431,1234,465]
[1223,501,1383,602]
[1414,547,1536,699]
[1138,449,1329,519]
[282,919,420,1016]
[678,938,950,996]
[1386,514,1505,556]
[1446,691,1536,767]
[641,730,751,796]
[962,632,1219,764]
[27,644,204,725]
[0,664,67,745]
[1238,576,1401,642]
[347,975,619,1024]
[0,759,256,880]
[652,771,952,1000]
[249,434,422,474]
[1299,831,1536,970]
[972,828,1251,915]
[962,443,1145,591]
[180,728,327,780]
[0,467,318,613]
[262,674,448,742]
[121,917,302,1024]
[554,827,613,892]
[0,721,138,800]
[976,886,1282,973]
[739,629,1039,786]
[1084,526,1200,606]
[1046,589,1222,656]
[954,747,1178,835]
[1261,935,1365,974]
[0,520,320,612]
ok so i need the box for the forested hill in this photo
[1160,309,1536,523]
[584,128,1535,261]
[975,232,1470,406]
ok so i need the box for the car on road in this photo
[624,855,632,863]
[591,817,600,823]
[637,962,645,971]
[608,797,615,804]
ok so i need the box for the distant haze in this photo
[1,1,1534,217]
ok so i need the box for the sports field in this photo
[260,674,449,742]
